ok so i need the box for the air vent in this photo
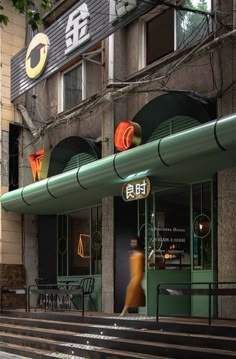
[63,153,96,172]
[147,116,200,142]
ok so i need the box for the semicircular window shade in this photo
[63,152,97,172]
[147,116,200,142]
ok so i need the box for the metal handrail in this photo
[156,281,236,325]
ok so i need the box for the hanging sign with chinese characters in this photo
[11,0,157,100]
[122,177,151,202]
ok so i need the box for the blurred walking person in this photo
[120,237,145,316]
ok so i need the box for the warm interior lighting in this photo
[77,234,90,258]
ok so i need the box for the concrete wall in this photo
[0,1,25,272]
[218,168,236,318]
[0,1,26,302]
[216,0,236,319]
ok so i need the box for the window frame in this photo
[138,6,176,70]
[60,47,102,112]
[60,59,85,112]
[139,1,212,69]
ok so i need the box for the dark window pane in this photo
[57,214,68,276]
[64,64,82,110]
[9,124,21,191]
[192,182,212,270]
[69,209,90,276]
[86,53,102,98]
[67,205,102,276]
[145,187,190,270]
[146,9,174,65]
[91,206,102,275]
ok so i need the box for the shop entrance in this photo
[139,179,216,317]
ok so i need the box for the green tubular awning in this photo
[2,113,236,215]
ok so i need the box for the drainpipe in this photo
[17,104,38,137]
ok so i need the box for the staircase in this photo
[0,311,235,358]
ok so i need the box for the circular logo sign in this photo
[25,33,49,79]
[114,121,142,151]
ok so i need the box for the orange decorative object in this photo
[77,234,90,258]
[114,120,142,151]
[29,149,51,181]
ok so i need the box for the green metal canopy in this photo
[2,113,236,215]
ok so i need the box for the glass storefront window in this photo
[138,181,214,272]
[192,182,212,270]
[154,188,190,270]
[57,214,68,276]
[69,209,90,275]
[57,205,102,276]
[139,187,191,271]
[91,206,102,275]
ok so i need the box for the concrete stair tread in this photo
[0,332,166,359]
[0,342,71,359]
[0,312,236,358]
[0,330,236,358]
[1,313,236,335]
[1,321,236,343]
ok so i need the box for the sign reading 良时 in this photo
[122,177,151,202]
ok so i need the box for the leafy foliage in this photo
[0,0,52,30]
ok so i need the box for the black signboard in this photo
[11,0,158,100]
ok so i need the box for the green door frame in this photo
[139,178,216,317]
[190,179,217,317]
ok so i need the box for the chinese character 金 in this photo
[65,3,90,55]
[135,179,147,196]
[109,0,137,24]
[126,183,135,199]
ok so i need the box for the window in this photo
[63,64,82,110]
[61,49,102,111]
[9,124,21,191]
[69,206,102,276]
[139,187,191,271]
[57,206,102,277]
[143,0,212,66]
[192,182,213,270]
[146,9,175,65]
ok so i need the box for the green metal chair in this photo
[71,277,96,311]
[80,277,96,311]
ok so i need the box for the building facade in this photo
[0,0,26,308]
[1,0,236,317]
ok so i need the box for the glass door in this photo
[191,180,216,317]
[138,186,192,317]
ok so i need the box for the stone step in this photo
[0,324,236,358]
[0,320,235,352]
[0,332,163,359]
[1,311,236,337]
[0,312,235,359]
